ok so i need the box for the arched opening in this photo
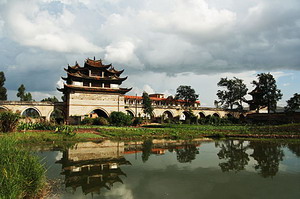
[126,110,134,118]
[50,109,65,124]
[226,113,233,118]
[199,112,206,118]
[22,108,41,118]
[0,107,8,112]
[90,109,109,118]
[212,113,220,118]
[162,111,173,119]
[183,111,192,118]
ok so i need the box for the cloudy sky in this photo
[0,0,299,107]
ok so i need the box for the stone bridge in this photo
[0,101,65,121]
[0,100,246,122]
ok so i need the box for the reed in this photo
[0,138,46,199]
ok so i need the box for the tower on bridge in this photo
[58,57,132,123]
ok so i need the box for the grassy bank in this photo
[0,138,46,199]
[1,123,300,143]
[94,123,300,140]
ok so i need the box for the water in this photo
[36,139,300,199]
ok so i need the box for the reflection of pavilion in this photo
[56,141,131,195]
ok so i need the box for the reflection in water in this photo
[249,141,284,178]
[141,140,153,162]
[216,140,286,178]
[287,143,300,157]
[49,139,300,198]
[174,144,199,163]
[217,140,249,172]
[56,141,131,195]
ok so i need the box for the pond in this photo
[36,139,300,199]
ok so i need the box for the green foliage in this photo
[81,117,109,125]
[251,73,282,113]
[41,96,59,103]
[110,111,132,126]
[0,111,20,132]
[142,92,154,118]
[17,84,33,101]
[285,93,300,112]
[93,117,109,125]
[217,77,248,110]
[55,125,77,137]
[0,138,46,198]
[18,121,56,131]
[0,71,7,100]
[132,117,143,126]
[81,117,94,125]
[175,85,199,107]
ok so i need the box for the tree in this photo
[175,85,199,107]
[142,92,153,119]
[285,93,300,112]
[41,96,59,103]
[0,71,7,100]
[216,77,248,110]
[251,73,282,113]
[17,84,33,101]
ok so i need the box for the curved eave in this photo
[61,76,68,81]
[67,72,128,83]
[107,69,124,76]
[62,84,132,94]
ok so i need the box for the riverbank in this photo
[2,123,300,143]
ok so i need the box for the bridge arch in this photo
[225,113,233,118]
[49,108,66,124]
[126,109,135,117]
[21,107,42,118]
[212,113,220,118]
[199,112,206,118]
[0,106,9,112]
[88,107,109,118]
[162,110,174,119]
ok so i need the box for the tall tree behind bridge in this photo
[251,73,282,113]
[285,93,300,112]
[142,92,153,119]
[175,85,199,107]
[17,84,33,101]
[41,96,59,103]
[216,77,248,110]
[0,71,7,100]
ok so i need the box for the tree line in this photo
[0,71,299,112]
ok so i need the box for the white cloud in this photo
[104,40,144,69]
[3,0,101,53]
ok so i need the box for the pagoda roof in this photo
[107,67,124,76]
[85,58,111,69]
[64,72,128,83]
[57,84,132,94]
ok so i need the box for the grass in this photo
[0,137,46,199]
[1,123,300,143]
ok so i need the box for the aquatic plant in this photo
[0,138,46,198]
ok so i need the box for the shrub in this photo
[0,138,46,198]
[18,121,56,131]
[0,111,20,132]
[110,111,132,126]
[81,117,93,125]
[93,117,109,125]
[133,117,143,126]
